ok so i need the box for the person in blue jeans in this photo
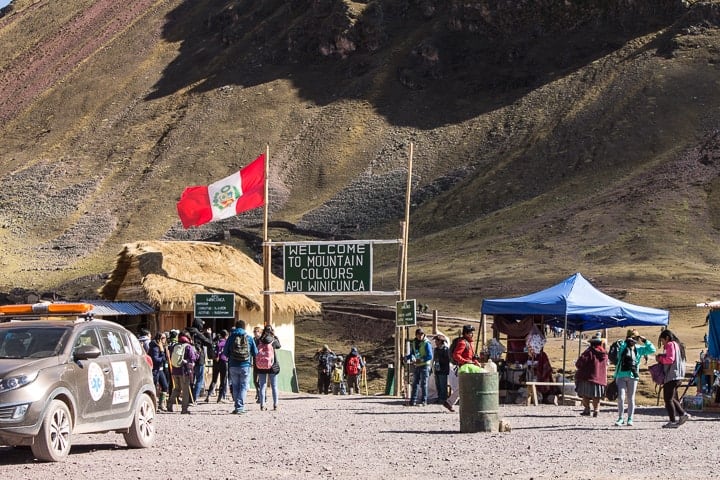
[406,327,433,406]
[189,318,213,403]
[255,325,282,410]
[223,319,257,414]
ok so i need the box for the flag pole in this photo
[263,144,272,327]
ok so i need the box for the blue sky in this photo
[0,0,12,9]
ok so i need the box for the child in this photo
[332,355,346,395]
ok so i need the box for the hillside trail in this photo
[0,0,158,124]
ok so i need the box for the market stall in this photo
[481,273,670,403]
[692,302,720,411]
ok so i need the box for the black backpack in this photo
[449,337,467,362]
[230,333,250,362]
[608,340,621,365]
[620,344,637,374]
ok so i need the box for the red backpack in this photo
[346,355,361,376]
[255,340,275,370]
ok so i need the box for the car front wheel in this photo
[31,399,72,462]
[123,393,155,448]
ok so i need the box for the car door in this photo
[69,327,115,424]
[100,327,141,417]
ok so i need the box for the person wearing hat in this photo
[443,325,481,412]
[433,334,451,405]
[574,332,608,417]
[313,344,335,394]
[406,328,433,406]
[612,328,656,426]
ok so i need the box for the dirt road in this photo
[0,393,716,479]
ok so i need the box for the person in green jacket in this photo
[613,328,657,426]
[406,328,433,406]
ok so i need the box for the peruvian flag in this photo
[176,154,265,228]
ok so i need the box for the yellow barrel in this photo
[459,372,500,433]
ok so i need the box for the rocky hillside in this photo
[2,0,720,309]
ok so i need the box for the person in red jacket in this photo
[574,332,608,417]
[443,325,480,412]
[451,325,481,367]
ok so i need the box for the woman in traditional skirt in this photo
[575,332,608,417]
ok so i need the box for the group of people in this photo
[406,323,692,429]
[405,325,482,412]
[137,319,282,415]
[314,344,366,395]
[575,328,690,428]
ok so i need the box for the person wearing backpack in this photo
[313,345,335,394]
[167,331,199,414]
[444,325,481,412]
[223,319,257,414]
[189,318,213,406]
[655,329,690,428]
[612,328,656,427]
[205,329,229,403]
[405,328,433,406]
[256,325,281,411]
[344,346,364,395]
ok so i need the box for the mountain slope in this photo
[1,0,720,308]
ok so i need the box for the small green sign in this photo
[396,299,417,326]
[194,293,235,318]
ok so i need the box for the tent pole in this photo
[578,333,582,359]
[562,314,568,403]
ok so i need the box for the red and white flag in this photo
[176,154,265,228]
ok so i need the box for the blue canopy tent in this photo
[481,272,669,331]
[481,273,669,397]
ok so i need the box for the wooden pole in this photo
[263,144,272,327]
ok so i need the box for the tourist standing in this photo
[656,329,690,428]
[223,319,257,414]
[613,328,656,426]
[256,325,281,411]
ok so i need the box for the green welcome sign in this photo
[283,241,372,294]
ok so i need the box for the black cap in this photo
[462,325,475,334]
[415,328,425,336]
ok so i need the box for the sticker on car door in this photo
[88,362,105,401]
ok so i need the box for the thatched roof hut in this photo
[100,240,320,355]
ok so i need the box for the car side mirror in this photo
[74,344,102,360]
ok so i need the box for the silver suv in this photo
[0,304,156,461]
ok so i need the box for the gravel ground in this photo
[0,393,717,479]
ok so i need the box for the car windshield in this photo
[0,327,70,359]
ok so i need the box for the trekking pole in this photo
[362,363,368,396]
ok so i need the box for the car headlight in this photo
[0,371,39,393]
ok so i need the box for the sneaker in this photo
[273,405,278,411]
[231,409,239,414]
[260,405,268,411]
[662,421,679,428]
[678,414,690,425]
[614,417,624,426]
[580,409,591,416]
[443,401,456,413]
[180,411,191,415]
[592,411,598,418]
[626,418,633,426]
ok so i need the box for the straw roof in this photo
[99,241,320,314]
